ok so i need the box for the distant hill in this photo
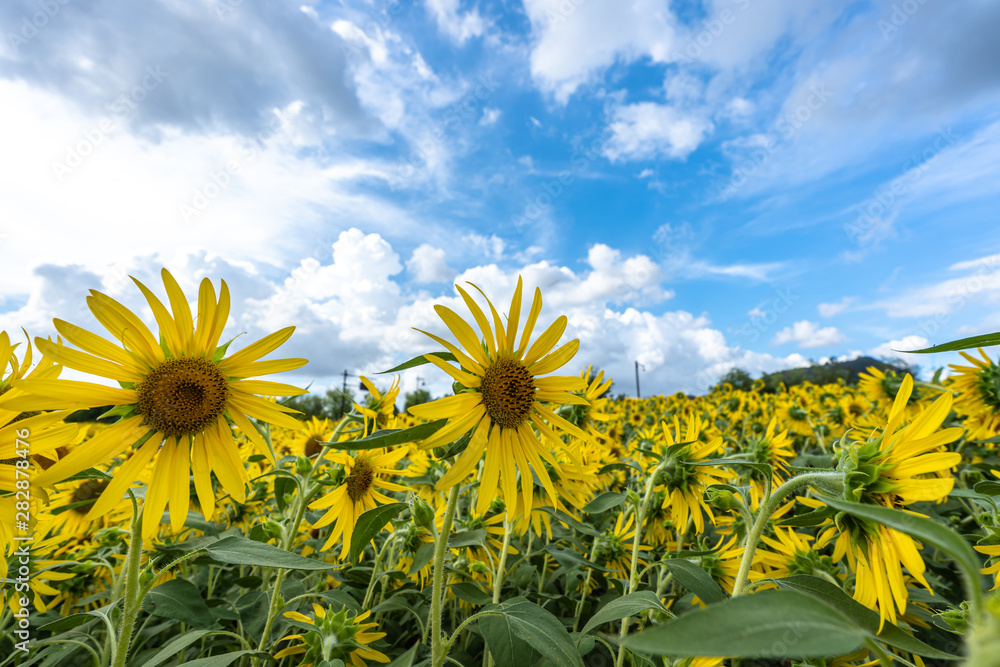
[717,356,914,393]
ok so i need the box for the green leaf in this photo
[336,420,448,451]
[661,559,725,605]
[776,506,837,527]
[204,536,334,570]
[176,651,273,666]
[816,494,983,586]
[774,575,961,660]
[581,591,668,636]
[139,630,212,667]
[38,611,102,632]
[951,488,998,513]
[974,480,1000,496]
[538,507,600,537]
[142,579,218,629]
[448,529,487,549]
[582,492,627,514]
[621,589,864,658]
[236,591,269,644]
[385,644,421,667]
[451,582,493,606]
[597,461,643,476]
[692,457,772,481]
[542,544,608,572]
[350,503,408,562]
[410,542,436,575]
[380,352,458,374]
[901,332,1000,353]
[477,597,584,667]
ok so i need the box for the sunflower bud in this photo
[411,495,435,530]
[295,455,313,475]
[705,487,740,512]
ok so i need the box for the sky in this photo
[1,0,999,399]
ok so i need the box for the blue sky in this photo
[1,0,999,398]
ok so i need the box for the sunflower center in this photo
[480,358,535,429]
[346,459,375,502]
[304,436,323,458]
[70,480,110,515]
[136,357,230,439]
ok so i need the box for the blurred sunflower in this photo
[276,604,389,666]
[821,374,963,629]
[310,447,411,558]
[0,270,308,539]
[408,277,588,516]
[356,375,401,436]
[949,347,1000,442]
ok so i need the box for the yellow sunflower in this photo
[356,375,402,436]
[949,347,1000,441]
[407,276,588,516]
[309,447,411,558]
[276,604,389,667]
[0,270,308,539]
[820,373,963,629]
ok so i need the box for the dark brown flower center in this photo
[136,357,230,439]
[346,458,375,502]
[304,436,323,458]
[480,358,535,429]
[70,480,110,515]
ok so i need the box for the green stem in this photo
[572,539,600,632]
[363,534,393,609]
[865,638,895,667]
[731,471,844,597]
[615,459,670,667]
[254,414,352,663]
[492,517,514,604]
[110,509,144,667]
[431,484,462,667]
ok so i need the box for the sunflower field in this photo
[2,270,1000,667]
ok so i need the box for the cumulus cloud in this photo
[425,0,485,45]
[867,335,929,364]
[0,229,807,397]
[406,244,456,283]
[772,320,846,348]
[603,103,712,162]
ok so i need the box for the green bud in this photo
[937,601,970,635]
[626,489,641,508]
[295,455,313,475]
[411,495,436,530]
[263,519,284,539]
[470,561,488,574]
[705,487,740,512]
[490,497,506,514]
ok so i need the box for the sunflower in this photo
[276,604,389,667]
[820,374,963,629]
[356,375,402,436]
[976,542,1000,591]
[0,270,307,540]
[949,348,1000,442]
[407,277,588,516]
[309,447,410,558]
[736,417,795,506]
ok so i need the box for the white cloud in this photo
[462,233,505,261]
[523,0,677,103]
[772,320,846,348]
[0,229,806,397]
[406,244,456,283]
[480,107,501,125]
[867,336,929,364]
[818,296,855,317]
[425,0,484,45]
[603,103,712,162]
[872,253,1000,318]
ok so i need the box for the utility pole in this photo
[342,369,349,417]
[635,361,641,399]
